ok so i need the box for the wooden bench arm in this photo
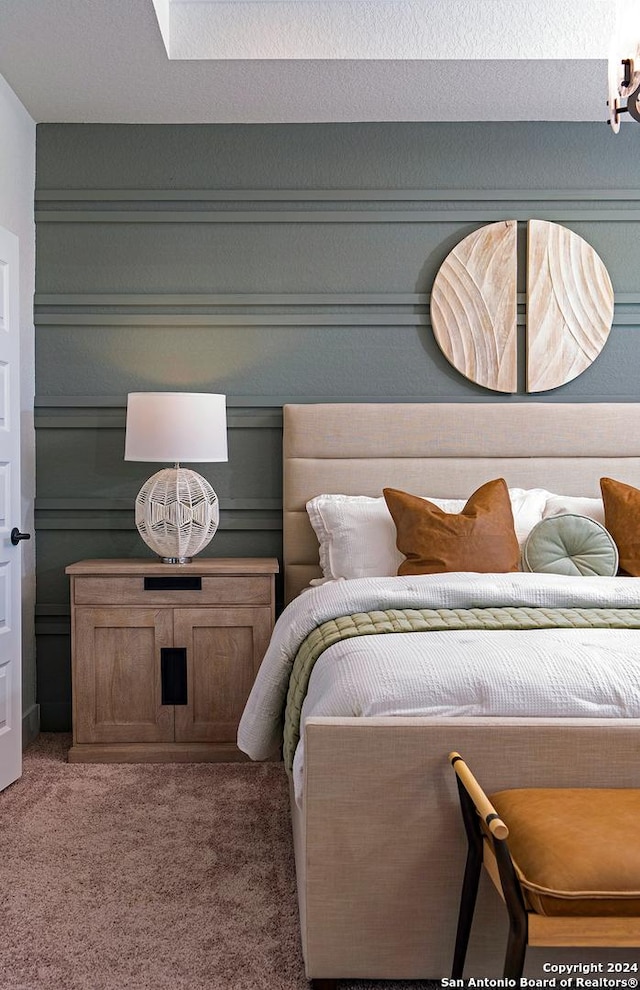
[449,751,509,840]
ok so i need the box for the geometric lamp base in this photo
[134,466,219,563]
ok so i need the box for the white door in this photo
[0,225,23,791]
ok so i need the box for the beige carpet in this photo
[0,735,438,990]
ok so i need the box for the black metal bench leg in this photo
[503,917,527,980]
[311,980,338,989]
[451,841,483,978]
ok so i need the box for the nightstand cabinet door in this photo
[74,607,175,744]
[173,607,273,743]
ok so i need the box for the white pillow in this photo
[509,489,554,546]
[542,494,605,525]
[306,488,550,581]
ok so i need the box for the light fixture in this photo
[124,392,228,563]
[608,55,640,130]
[607,2,640,132]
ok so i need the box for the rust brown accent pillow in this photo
[600,477,640,576]
[383,479,520,576]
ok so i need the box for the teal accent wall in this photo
[35,122,640,729]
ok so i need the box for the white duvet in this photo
[236,573,640,800]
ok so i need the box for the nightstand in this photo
[65,557,279,763]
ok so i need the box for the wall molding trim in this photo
[35,393,640,411]
[35,208,640,224]
[35,497,281,532]
[33,293,640,329]
[35,291,429,306]
[36,497,280,510]
[34,291,431,328]
[34,402,282,430]
[36,313,431,327]
[35,188,640,203]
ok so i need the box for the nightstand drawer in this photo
[73,575,274,606]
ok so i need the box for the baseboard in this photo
[22,703,40,748]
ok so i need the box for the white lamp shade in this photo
[124,392,228,463]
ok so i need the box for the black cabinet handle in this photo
[161,648,188,705]
[11,529,31,546]
[144,576,202,591]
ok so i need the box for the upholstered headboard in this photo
[283,403,640,603]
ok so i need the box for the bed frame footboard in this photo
[292,716,640,983]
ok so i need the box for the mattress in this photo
[282,604,640,773]
[237,573,640,802]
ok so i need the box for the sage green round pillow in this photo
[522,513,619,577]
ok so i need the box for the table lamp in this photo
[124,392,228,563]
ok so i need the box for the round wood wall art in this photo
[430,220,518,393]
[526,219,614,393]
[430,219,614,394]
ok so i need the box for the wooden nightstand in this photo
[65,558,279,763]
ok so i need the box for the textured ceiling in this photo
[154,0,610,60]
[0,0,621,123]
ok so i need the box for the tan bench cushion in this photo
[489,788,640,917]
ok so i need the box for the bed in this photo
[239,402,640,985]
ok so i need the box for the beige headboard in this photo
[282,402,640,603]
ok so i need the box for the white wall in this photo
[0,72,37,744]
